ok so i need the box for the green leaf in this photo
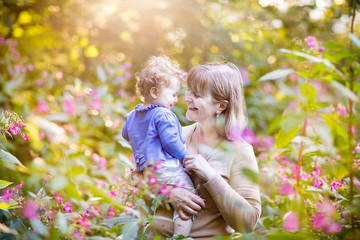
[121,219,140,240]
[102,215,137,228]
[330,81,358,102]
[267,231,308,240]
[96,65,107,82]
[300,82,316,101]
[57,212,68,234]
[258,69,293,82]
[321,114,348,140]
[0,202,12,210]
[30,218,49,236]
[0,149,25,169]
[275,126,299,149]
[0,180,13,190]
[280,49,335,69]
[349,33,360,50]
[1,134,7,147]
[49,176,69,191]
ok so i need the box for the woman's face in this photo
[183,88,219,122]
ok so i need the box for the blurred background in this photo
[0,0,360,239]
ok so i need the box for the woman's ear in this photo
[218,100,229,112]
[150,87,158,99]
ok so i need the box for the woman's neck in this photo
[194,122,221,147]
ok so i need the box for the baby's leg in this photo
[174,217,192,237]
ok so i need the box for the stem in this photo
[348,0,356,237]
[296,78,310,188]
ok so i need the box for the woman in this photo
[147,62,261,239]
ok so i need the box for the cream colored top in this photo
[149,123,261,239]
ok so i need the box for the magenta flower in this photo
[130,186,138,195]
[23,201,38,219]
[36,99,50,114]
[279,183,295,195]
[9,124,21,135]
[62,97,76,116]
[148,174,158,185]
[52,192,63,203]
[2,188,13,202]
[71,229,82,238]
[306,36,317,49]
[63,202,72,213]
[354,143,360,152]
[314,178,323,188]
[110,191,117,198]
[282,211,300,232]
[153,160,164,171]
[319,47,326,53]
[21,135,29,140]
[338,105,347,116]
[158,184,171,196]
[76,218,91,229]
[310,166,321,178]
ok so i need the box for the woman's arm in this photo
[184,144,261,233]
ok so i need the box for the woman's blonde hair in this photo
[187,62,247,141]
[136,55,186,101]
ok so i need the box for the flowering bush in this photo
[1,19,360,240]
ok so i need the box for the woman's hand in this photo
[183,154,217,182]
[170,187,205,220]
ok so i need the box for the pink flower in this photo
[55,71,63,79]
[153,160,164,171]
[63,202,72,213]
[110,191,117,198]
[71,229,82,238]
[325,222,342,233]
[338,105,347,116]
[314,178,323,188]
[36,100,50,114]
[23,201,38,219]
[43,70,49,77]
[27,64,34,71]
[148,174,158,185]
[9,124,21,135]
[282,211,300,232]
[76,218,91,229]
[279,183,295,195]
[2,188,13,202]
[21,135,29,140]
[310,166,321,178]
[158,184,171,196]
[130,186,138,195]
[262,136,274,148]
[47,210,55,221]
[319,47,326,53]
[52,192,63,203]
[306,36,317,49]
[354,143,360,152]
[300,173,308,181]
[312,213,327,230]
[62,97,76,115]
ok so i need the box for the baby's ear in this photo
[150,87,158,99]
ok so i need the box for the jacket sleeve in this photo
[203,144,261,233]
[156,112,189,162]
[121,116,129,141]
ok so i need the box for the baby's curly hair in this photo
[136,55,186,101]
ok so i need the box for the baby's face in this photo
[153,79,181,109]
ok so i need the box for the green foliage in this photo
[0,0,360,239]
